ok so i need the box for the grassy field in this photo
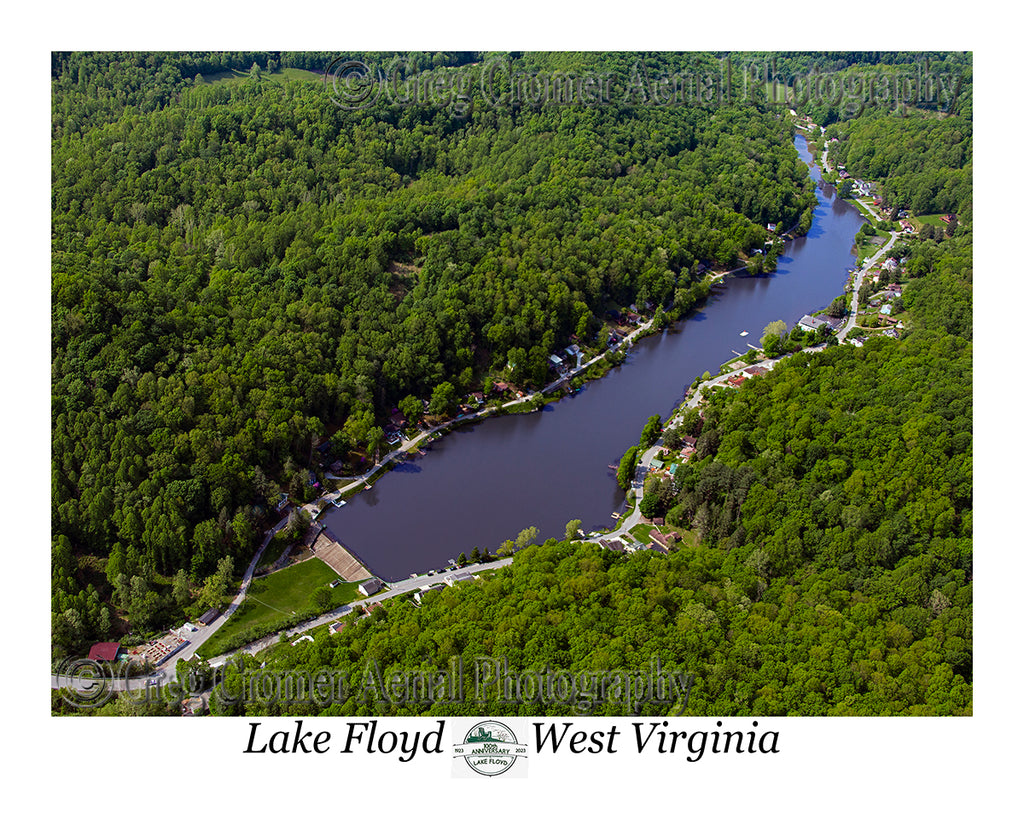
[201,559,360,657]
[913,213,948,228]
[199,67,322,86]
[629,523,654,545]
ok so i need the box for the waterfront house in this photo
[798,314,829,333]
[358,578,383,596]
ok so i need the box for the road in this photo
[203,557,514,666]
[52,556,514,696]
[838,228,898,342]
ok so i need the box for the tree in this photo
[826,296,846,318]
[564,519,583,541]
[515,526,539,551]
[172,569,191,610]
[639,415,663,449]
[617,446,639,490]
[429,381,457,417]
[399,394,423,426]
[762,333,783,358]
[662,425,683,449]
[760,320,788,348]
[457,552,468,567]
[311,586,333,610]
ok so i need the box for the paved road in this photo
[202,557,514,665]
[52,557,515,694]
[838,229,898,342]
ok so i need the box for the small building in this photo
[197,608,220,627]
[88,642,121,663]
[328,622,346,635]
[358,578,383,596]
[445,571,473,586]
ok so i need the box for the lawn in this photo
[200,67,322,86]
[629,523,654,545]
[201,559,359,658]
[913,213,948,228]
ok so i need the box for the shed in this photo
[197,608,221,627]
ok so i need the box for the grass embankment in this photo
[202,559,360,658]
[200,67,322,85]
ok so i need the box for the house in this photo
[726,375,747,387]
[682,436,697,448]
[880,304,892,315]
[883,258,898,272]
[650,530,674,549]
[798,314,828,333]
[599,539,625,552]
[848,336,865,347]
[940,214,954,224]
[549,353,564,368]
[358,578,383,596]
[328,622,346,635]
[88,642,121,663]
[413,587,440,605]
[197,608,220,627]
[744,366,768,376]
[445,571,473,586]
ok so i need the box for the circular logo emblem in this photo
[454,720,528,777]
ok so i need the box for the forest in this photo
[208,325,971,717]
[52,51,818,654]
[52,52,971,719]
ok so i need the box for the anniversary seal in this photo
[453,721,529,777]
